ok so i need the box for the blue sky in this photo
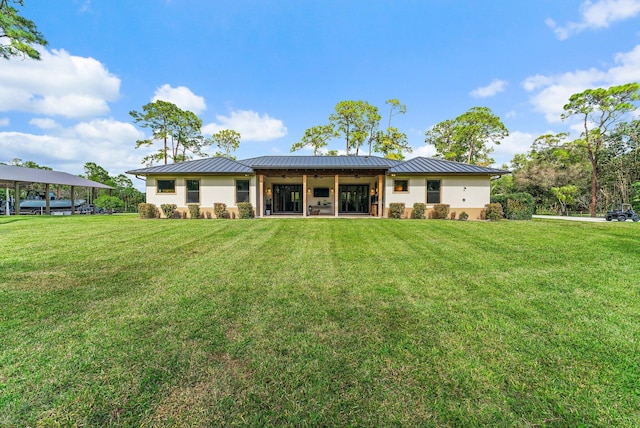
[2,0,640,186]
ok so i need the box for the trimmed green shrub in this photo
[214,203,227,219]
[161,204,177,218]
[491,192,534,220]
[485,203,503,221]
[459,211,469,221]
[94,195,124,213]
[237,202,254,219]
[187,204,200,219]
[413,203,426,219]
[138,203,157,219]
[389,203,405,219]
[432,204,450,219]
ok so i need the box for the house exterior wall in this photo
[143,173,491,219]
[145,175,256,217]
[384,175,491,219]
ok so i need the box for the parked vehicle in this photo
[605,203,639,222]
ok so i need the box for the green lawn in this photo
[1,215,639,426]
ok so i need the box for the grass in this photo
[1,215,640,426]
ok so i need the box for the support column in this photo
[258,175,264,218]
[334,174,339,217]
[70,186,75,215]
[378,175,384,218]
[45,183,51,215]
[302,174,307,217]
[5,187,10,216]
[14,182,20,215]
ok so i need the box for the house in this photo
[126,155,508,218]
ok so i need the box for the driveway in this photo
[533,215,605,222]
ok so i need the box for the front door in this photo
[339,185,369,214]
[273,184,302,214]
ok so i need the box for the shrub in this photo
[138,203,157,219]
[485,203,503,221]
[491,192,534,220]
[161,204,177,219]
[389,203,405,219]
[459,211,469,221]
[214,203,227,219]
[506,192,534,220]
[432,204,450,220]
[187,204,200,219]
[94,195,124,213]
[413,203,426,219]
[450,211,456,220]
[237,202,254,219]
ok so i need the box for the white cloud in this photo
[29,118,59,129]
[0,48,120,118]
[0,119,145,177]
[151,84,207,114]
[202,109,287,141]
[470,79,507,98]
[493,131,535,163]
[522,44,640,122]
[0,117,9,127]
[411,144,437,158]
[547,0,640,40]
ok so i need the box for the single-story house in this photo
[126,155,508,218]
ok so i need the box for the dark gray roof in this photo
[239,155,400,169]
[388,157,509,175]
[0,164,113,188]
[126,157,254,175]
[125,155,509,176]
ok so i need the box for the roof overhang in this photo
[0,164,113,189]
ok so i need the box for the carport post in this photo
[13,182,20,215]
[5,187,9,216]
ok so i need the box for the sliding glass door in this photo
[339,185,369,214]
[273,184,302,214]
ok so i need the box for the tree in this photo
[385,98,406,129]
[551,185,578,216]
[0,0,47,60]
[561,83,640,216]
[130,100,206,166]
[374,127,411,160]
[8,158,51,169]
[84,162,113,185]
[329,100,378,155]
[425,107,508,165]
[210,129,241,159]
[291,124,336,155]
[93,195,124,213]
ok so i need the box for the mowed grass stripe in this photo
[1,215,639,426]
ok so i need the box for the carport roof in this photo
[0,164,113,189]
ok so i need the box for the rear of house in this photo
[127,155,508,218]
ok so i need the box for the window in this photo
[157,179,175,193]
[393,179,409,192]
[427,180,441,204]
[236,179,250,203]
[186,179,200,204]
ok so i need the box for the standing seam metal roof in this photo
[388,157,509,175]
[126,157,253,174]
[238,155,401,169]
[125,156,509,176]
[0,164,113,188]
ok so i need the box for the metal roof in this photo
[0,164,113,188]
[239,155,401,169]
[126,157,254,175]
[124,155,509,176]
[388,157,509,175]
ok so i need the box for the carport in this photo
[0,164,113,216]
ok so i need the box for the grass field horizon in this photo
[1,215,639,426]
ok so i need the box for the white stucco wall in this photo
[384,175,491,209]
[145,175,255,208]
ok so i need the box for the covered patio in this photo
[255,169,385,218]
